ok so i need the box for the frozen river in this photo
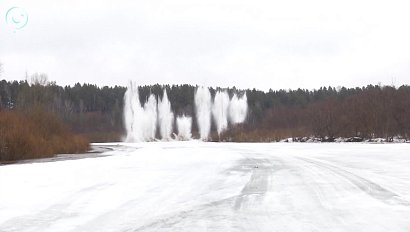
[1,142,410,231]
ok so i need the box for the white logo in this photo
[5,7,29,31]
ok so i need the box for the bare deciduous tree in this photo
[30,73,49,86]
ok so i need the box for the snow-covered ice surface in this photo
[1,142,410,232]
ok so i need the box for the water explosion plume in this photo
[124,83,247,142]
[123,82,143,142]
[141,94,157,141]
[123,82,157,142]
[176,115,192,140]
[212,91,230,135]
[158,90,174,140]
[229,93,248,124]
[194,86,212,140]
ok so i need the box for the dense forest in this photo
[1,72,410,143]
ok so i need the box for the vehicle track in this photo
[295,156,410,206]
[130,156,281,232]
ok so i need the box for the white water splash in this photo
[176,115,192,140]
[124,83,247,142]
[123,82,143,142]
[141,94,158,141]
[229,93,248,124]
[212,91,230,135]
[123,82,157,142]
[195,86,212,140]
[158,90,174,140]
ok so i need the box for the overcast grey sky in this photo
[0,0,409,90]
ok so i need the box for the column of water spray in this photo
[124,84,247,142]
[123,82,158,142]
[176,115,192,140]
[229,93,248,124]
[123,82,143,142]
[212,91,230,136]
[158,90,174,140]
[194,86,212,140]
[141,95,157,141]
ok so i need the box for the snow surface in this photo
[1,142,410,231]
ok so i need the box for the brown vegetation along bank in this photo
[0,109,89,162]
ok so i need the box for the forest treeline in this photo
[225,85,410,142]
[1,74,410,143]
[0,73,91,162]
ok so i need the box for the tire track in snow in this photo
[295,157,410,206]
[129,156,283,232]
[0,183,113,232]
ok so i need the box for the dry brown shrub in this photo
[0,109,89,162]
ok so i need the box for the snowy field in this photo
[1,142,410,232]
